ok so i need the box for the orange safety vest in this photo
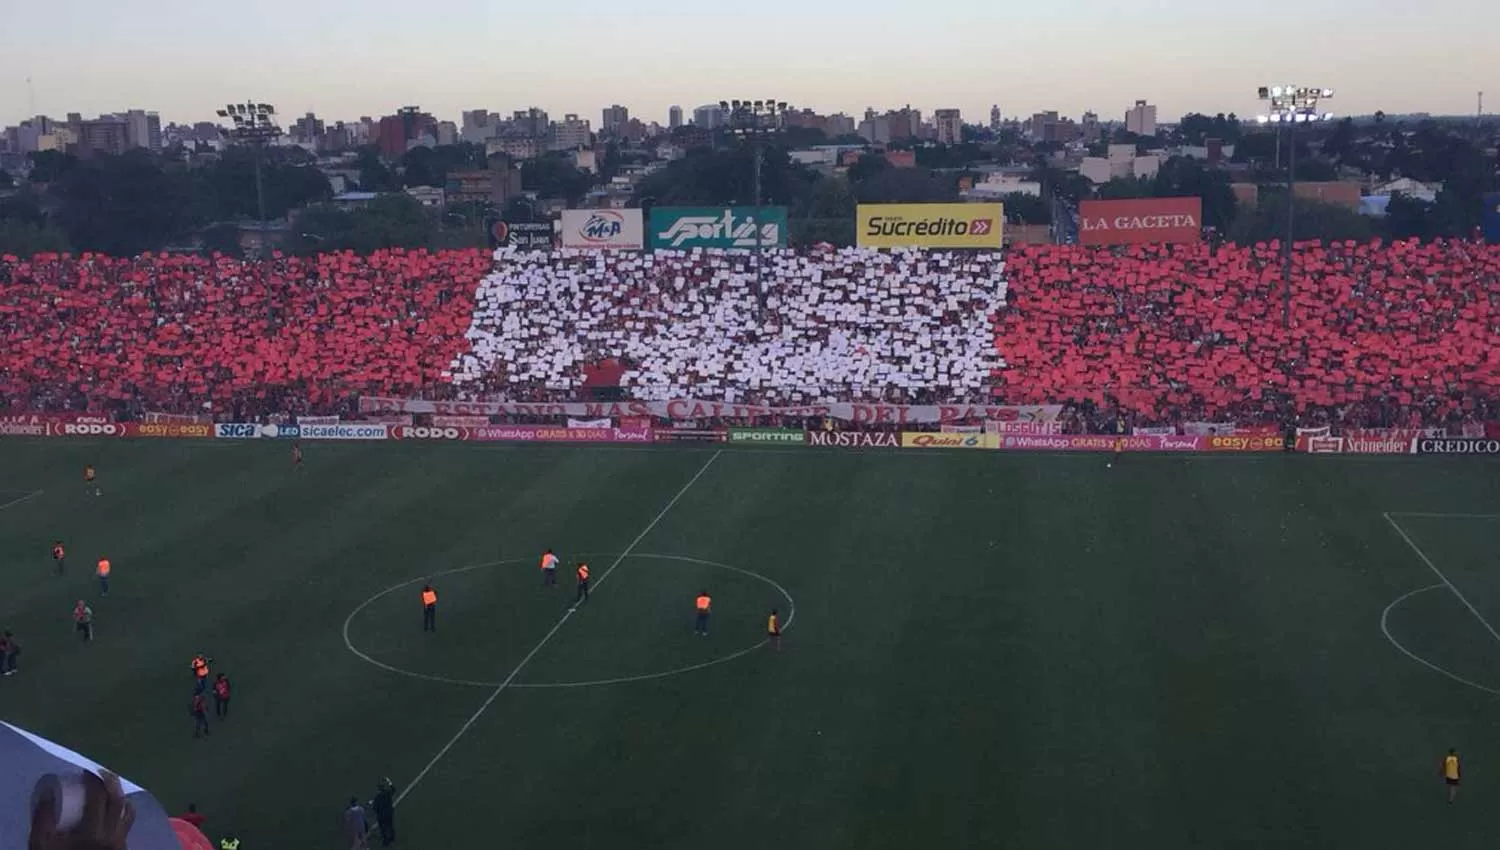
[192,658,208,679]
[422,589,437,607]
[696,595,711,612]
[96,559,111,577]
[541,553,557,570]
[577,564,590,581]
[53,545,65,560]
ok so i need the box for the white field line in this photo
[1383,512,1500,647]
[1387,512,1500,520]
[0,490,43,512]
[392,449,723,806]
[1380,584,1500,696]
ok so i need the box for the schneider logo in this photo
[864,216,993,237]
[657,211,780,248]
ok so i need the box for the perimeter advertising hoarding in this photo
[559,209,644,250]
[1484,193,1500,243]
[1417,437,1500,455]
[1078,197,1203,246]
[649,207,789,250]
[900,432,999,449]
[856,204,1004,249]
[491,220,553,250]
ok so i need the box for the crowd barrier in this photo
[8,414,1498,456]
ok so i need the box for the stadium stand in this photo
[2,239,1497,429]
[450,247,1007,403]
[0,250,487,417]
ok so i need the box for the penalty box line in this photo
[393,449,724,807]
[1382,512,1500,647]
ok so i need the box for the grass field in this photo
[2,439,1500,849]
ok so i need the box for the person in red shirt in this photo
[212,674,231,719]
[179,803,206,829]
[191,692,210,738]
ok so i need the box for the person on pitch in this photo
[574,562,590,607]
[694,590,712,636]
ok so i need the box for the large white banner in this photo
[360,396,1062,426]
[559,209,644,250]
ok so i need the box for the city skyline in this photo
[1,0,1495,130]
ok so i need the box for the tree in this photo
[51,150,194,256]
[1383,192,1436,239]
[198,147,332,221]
[1151,156,1238,232]
[520,154,594,204]
[346,194,436,253]
[1002,192,1049,225]
[0,219,69,256]
[26,150,78,184]
[354,147,398,192]
[852,168,958,204]
[846,153,891,184]
[1229,193,1373,244]
[1097,177,1153,200]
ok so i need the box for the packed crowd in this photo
[449,247,1008,403]
[1,239,1497,427]
[0,249,487,418]
[996,238,1500,427]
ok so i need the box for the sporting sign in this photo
[1078,197,1202,246]
[559,209,643,250]
[648,207,789,250]
[856,203,1004,249]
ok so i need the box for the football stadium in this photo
[2,231,1499,850]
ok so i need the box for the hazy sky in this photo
[2,0,1495,129]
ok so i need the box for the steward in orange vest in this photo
[421,585,438,632]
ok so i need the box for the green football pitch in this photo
[2,439,1500,849]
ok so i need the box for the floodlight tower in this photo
[721,98,789,316]
[216,101,283,258]
[1255,86,1334,327]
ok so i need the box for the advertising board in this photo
[806,431,899,449]
[1078,197,1203,246]
[559,209,644,250]
[1484,192,1500,243]
[391,426,471,441]
[491,221,553,251]
[728,428,807,444]
[215,423,261,439]
[0,415,49,437]
[50,417,126,438]
[474,425,652,443]
[126,422,213,439]
[648,207,789,250]
[432,416,492,428]
[1203,435,1285,452]
[996,434,1205,452]
[651,429,726,444]
[1417,437,1500,455]
[856,204,1004,249]
[260,424,300,438]
[900,432,999,450]
[300,423,388,441]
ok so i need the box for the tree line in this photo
[0,116,1494,258]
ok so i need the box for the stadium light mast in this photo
[216,101,283,259]
[1255,86,1334,328]
[722,98,789,318]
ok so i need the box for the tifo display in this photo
[1,237,1497,439]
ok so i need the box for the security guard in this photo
[694,591,712,636]
[96,557,111,596]
[421,585,438,632]
[574,562,590,606]
[191,654,211,694]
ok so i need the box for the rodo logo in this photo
[396,426,467,441]
[62,423,120,436]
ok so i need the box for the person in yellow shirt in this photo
[693,591,712,636]
[767,608,781,651]
[421,585,438,632]
[1443,748,1461,803]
